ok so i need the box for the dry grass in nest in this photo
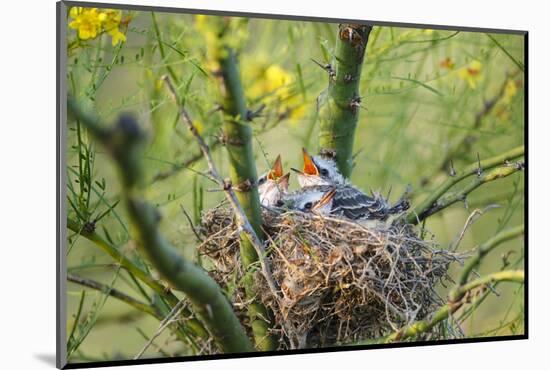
[199,204,463,349]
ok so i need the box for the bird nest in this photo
[198,204,462,349]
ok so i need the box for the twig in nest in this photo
[180,205,203,242]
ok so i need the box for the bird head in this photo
[292,148,344,187]
[258,155,290,207]
[287,186,336,215]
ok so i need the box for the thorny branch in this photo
[418,162,524,220]
[406,145,524,224]
[318,23,372,178]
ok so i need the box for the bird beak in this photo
[302,148,319,176]
[313,188,336,211]
[277,172,290,188]
[267,155,283,180]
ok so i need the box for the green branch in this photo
[453,225,524,294]
[211,20,278,351]
[68,273,159,319]
[217,48,264,241]
[381,270,524,343]
[458,249,524,323]
[418,164,524,220]
[356,224,525,344]
[67,97,254,353]
[318,24,372,178]
[406,145,524,224]
[357,270,524,344]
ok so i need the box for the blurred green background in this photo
[66,6,525,363]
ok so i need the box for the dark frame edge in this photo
[62,334,527,369]
[57,1,68,369]
[62,0,527,35]
[523,32,530,339]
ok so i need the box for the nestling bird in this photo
[283,185,336,215]
[290,148,410,220]
[258,155,290,207]
[292,148,345,187]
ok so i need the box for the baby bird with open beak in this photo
[292,148,410,221]
[258,155,290,207]
[292,148,345,187]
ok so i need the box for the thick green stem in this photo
[216,45,278,352]
[406,145,524,224]
[318,24,372,178]
[201,17,277,351]
[218,49,263,241]
[67,98,254,353]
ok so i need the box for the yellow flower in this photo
[246,61,292,98]
[244,59,306,122]
[69,7,103,40]
[68,7,127,46]
[459,60,483,89]
[102,9,126,46]
[493,79,521,120]
[265,65,293,92]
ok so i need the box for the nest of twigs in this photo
[198,204,462,349]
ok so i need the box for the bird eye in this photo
[276,200,284,207]
[320,168,329,177]
[258,176,266,185]
[304,202,312,210]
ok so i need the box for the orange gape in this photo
[312,188,336,212]
[268,155,284,180]
[302,148,319,175]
